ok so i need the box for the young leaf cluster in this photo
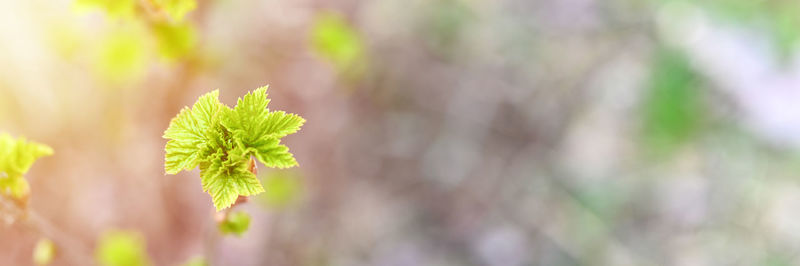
[0,134,53,202]
[163,86,305,210]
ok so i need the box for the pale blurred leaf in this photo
[93,26,149,84]
[96,230,151,266]
[311,12,367,78]
[641,48,705,155]
[33,238,56,265]
[218,211,251,236]
[153,22,197,60]
[259,170,303,208]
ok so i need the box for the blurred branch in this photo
[203,158,259,265]
[0,195,93,265]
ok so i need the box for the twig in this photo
[0,195,93,265]
[204,158,258,265]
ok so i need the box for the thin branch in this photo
[0,195,94,265]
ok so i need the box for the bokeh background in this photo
[3,0,800,265]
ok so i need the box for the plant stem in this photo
[204,157,258,265]
[0,195,93,265]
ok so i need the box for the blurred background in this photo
[3,0,800,265]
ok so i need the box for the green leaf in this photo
[218,211,251,236]
[0,134,53,200]
[221,86,271,145]
[199,147,264,210]
[33,238,56,265]
[164,90,227,174]
[96,230,151,266]
[221,86,304,168]
[261,111,306,138]
[247,138,298,169]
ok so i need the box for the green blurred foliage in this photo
[258,170,303,209]
[700,0,761,20]
[772,4,800,58]
[180,256,207,266]
[570,206,608,261]
[311,11,367,79]
[32,238,55,265]
[762,252,792,266]
[153,0,197,22]
[73,0,136,19]
[153,22,197,61]
[93,26,149,84]
[218,211,251,236]
[421,0,474,59]
[0,175,30,202]
[708,0,800,59]
[658,0,800,59]
[0,134,53,203]
[95,230,151,266]
[641,48,705,155]
[574,184,627,222]
[46,24,84,60]
[72,0,200,86]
